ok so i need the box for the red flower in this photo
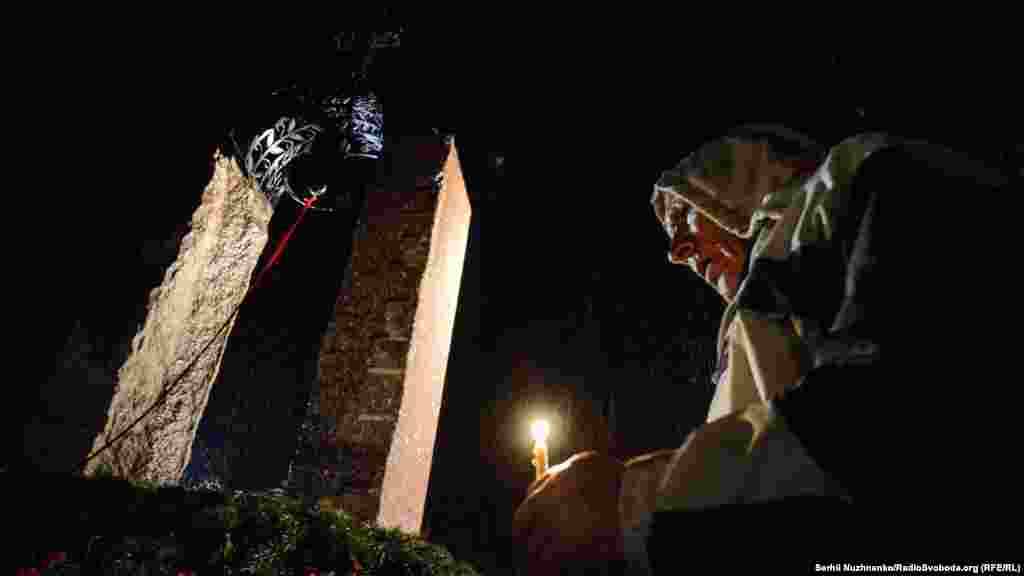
[16,568,40,576]
[303,567,319,576]
[320,465,337,481]
[177,570,196,576]
[320,431,336,448]
[39,551,68,568]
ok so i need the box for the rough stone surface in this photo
[83,151,272,484]
[316,136,466,529]
[378,141,473,533]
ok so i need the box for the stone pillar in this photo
[319,138,471,531]
[83,152,272,484]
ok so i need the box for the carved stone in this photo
[82,152,272,484]
[318,137,470,533]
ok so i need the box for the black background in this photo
[10,24,1021,572]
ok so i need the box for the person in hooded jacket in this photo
[647,124,1015,562]
[513,126,839,574]
[513,125,1014,573]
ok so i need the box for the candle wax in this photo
[532,442,548,480]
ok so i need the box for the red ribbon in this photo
[253,195,319,290]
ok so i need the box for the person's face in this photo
[663,200,748,302]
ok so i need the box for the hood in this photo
[651,125,826,239]
[711,132,890,362]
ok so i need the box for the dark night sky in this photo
[16,32,1018,356]
[11,27,1021,571]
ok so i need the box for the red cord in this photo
[253,196,319,290]
[75,195,321,475]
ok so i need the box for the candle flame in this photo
[531,420,550,444]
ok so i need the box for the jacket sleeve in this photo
[765,143,988,506]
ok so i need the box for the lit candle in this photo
[531,419,550,480]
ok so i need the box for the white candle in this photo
[531,420,550,480]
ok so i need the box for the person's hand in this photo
[512,451,624,575]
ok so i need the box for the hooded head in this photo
[651,125,825,302]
